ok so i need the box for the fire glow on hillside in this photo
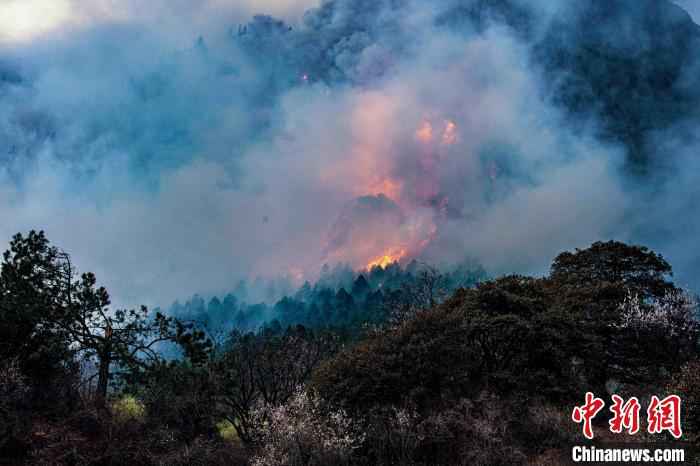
[323,115,460,272]
[365,247,408,270]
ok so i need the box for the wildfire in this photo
[365,248,407,270]
[320,105,460,274]
[369,178,402,201]
[442,120,458,145]
[415,120,433,143]
[415,118,458,146]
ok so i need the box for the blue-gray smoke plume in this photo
[0,0,698,307]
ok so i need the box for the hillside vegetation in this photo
[1,232,698,465]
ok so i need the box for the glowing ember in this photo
[369,178,402,201]
[366,248,407,269]
[415,120,433,143]
[442,120,457,145]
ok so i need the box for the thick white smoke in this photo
[0,0,696,307]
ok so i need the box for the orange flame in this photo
[365,248,408,270]
[369,178,402,201]
[320,107,458,273]
[442,120,458,145]
[415,120,433,143]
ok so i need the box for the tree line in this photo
[1,231,699,465]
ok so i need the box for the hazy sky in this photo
[0,0,74,43]
[675,0,700,23]
[0,0,320,43]
[0,0,630,308]
[0,0,698,309]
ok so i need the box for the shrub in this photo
[312,305,472,412]
[418,395,527,466]
[363,406,423,465]
[667,359,700,442]
[0,358,29,458]
[362,395,536,466]
[216,420,240,443]
[111,395,146,424]
[137,361,219,442]
[611,290,699,384]
[249,388,365,466]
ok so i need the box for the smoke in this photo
[674,1,700,23]
[0,0,697,307]
[0,0,320,44]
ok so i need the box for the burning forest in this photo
[2,0,700,464]
[2,0,699,308]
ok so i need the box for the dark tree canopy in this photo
[550,240,675,298]
[314,240,698,413]
[0,231,210,409]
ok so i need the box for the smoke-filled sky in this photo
[675,1,700,22]
[0,0,320,43]
[0,0,698,308]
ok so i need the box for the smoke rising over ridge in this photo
[0,0,699,307]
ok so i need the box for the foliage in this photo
[216,325,340,443]
[0,230,211,410]
[667,359,700,442]
[382,264,452,328]
[1,231,698,465]
[0,231,78,409]
[362,406,423,465]
[249,388,365,466]
[216,420,239,443]
[111,395,146,424]
[609,290,699,384]
[315,241,699,412]
[166,259,487,335]
[0,358,30,457]
[134,360,220,443]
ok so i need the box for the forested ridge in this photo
[1,231,699,465]
[162,259,486,338]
